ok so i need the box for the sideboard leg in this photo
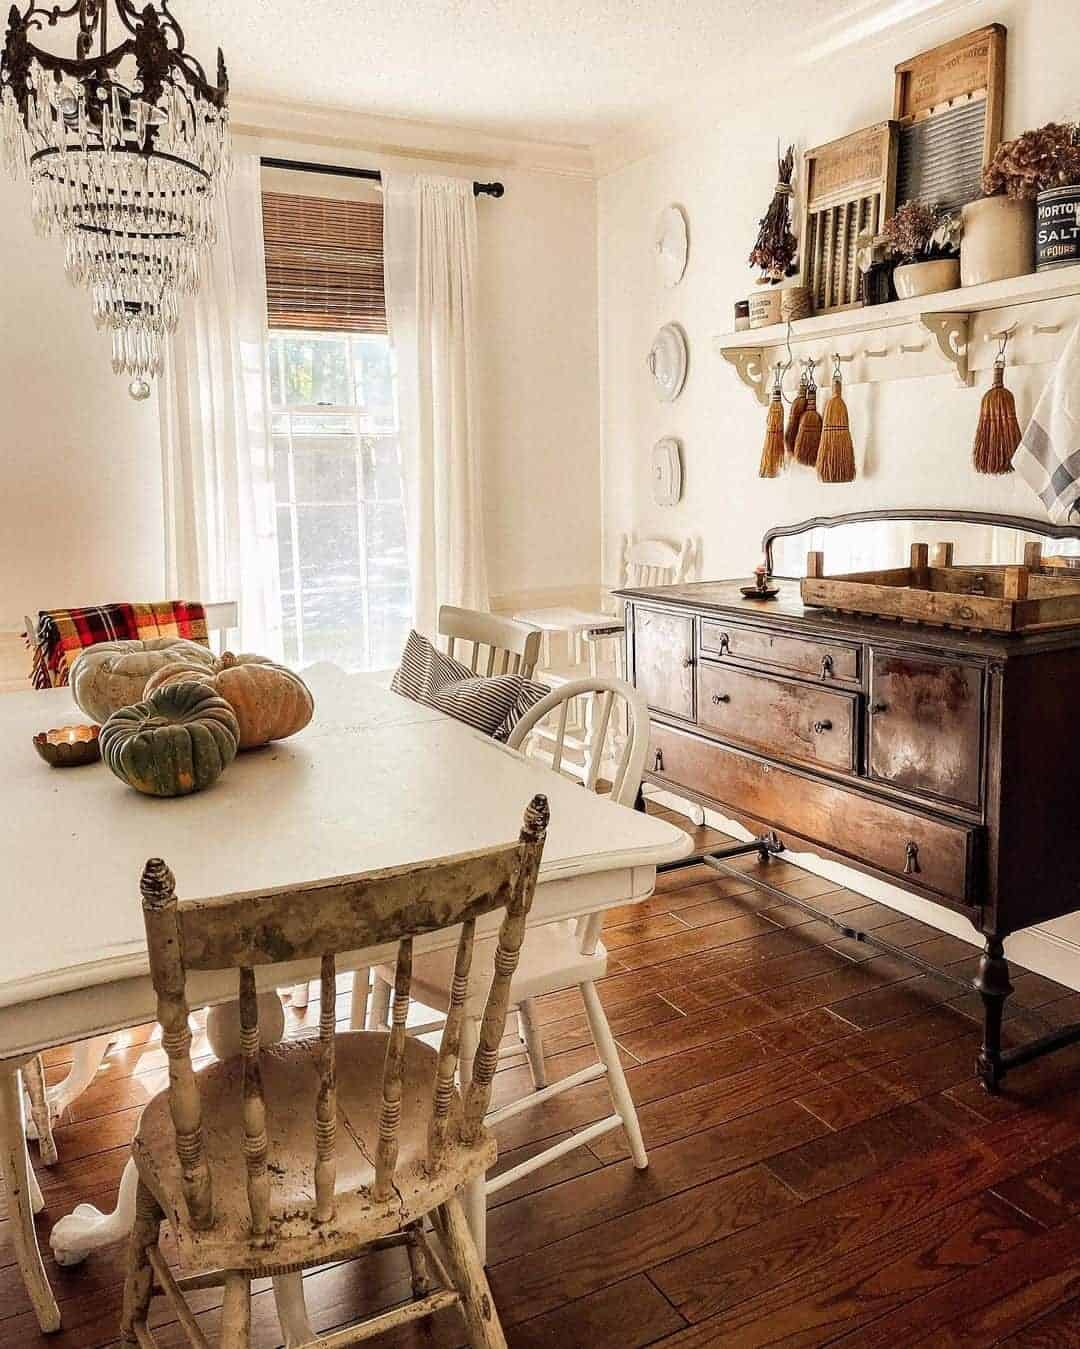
[974,935,1013,1094]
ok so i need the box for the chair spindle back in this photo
[140,795,549,1235]
[438,604,542,679]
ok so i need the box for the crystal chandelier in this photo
[1,1,229,398]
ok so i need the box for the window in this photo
[264,190,410,671]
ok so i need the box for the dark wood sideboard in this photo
[617,512,1080,1092]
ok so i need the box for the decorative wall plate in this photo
[651,437,683,507]
[646,323,688,402]
[655,205,689,287]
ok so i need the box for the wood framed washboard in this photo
[616,508,1080,1093]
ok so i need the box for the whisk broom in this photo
[817,356,856,483]
[759,365,786,478]
[973,334,1021,475]
[793,366,822,467]
[785,366,808,459]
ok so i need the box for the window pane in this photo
[281,336,352,406]
[269,329,408,672]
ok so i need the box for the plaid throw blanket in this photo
[28,601,209,689]
[1014,321,1080,523]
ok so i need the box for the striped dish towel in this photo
[1014,322,1080,523]
[28,601,209,689]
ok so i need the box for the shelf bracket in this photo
[719,346,770,406]
[919,311,972,387]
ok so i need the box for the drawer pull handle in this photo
[712,693,731,705]
[813,719,832,734]
[717,633,731,655]
[654,749,665,773]
[682,656,695,669]
[904,841,921,875]
[820,655,834,679]
[870,701,888,715]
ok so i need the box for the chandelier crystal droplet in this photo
[1,1,230,391]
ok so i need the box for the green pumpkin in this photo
[100,682,240,798]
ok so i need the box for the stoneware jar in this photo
[961,196,1034,286]
[748,289,783,329]
[893,257,960,300]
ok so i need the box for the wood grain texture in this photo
[9,814,1080,1349]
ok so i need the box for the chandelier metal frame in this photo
[1,0,230,394]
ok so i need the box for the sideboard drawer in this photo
[649,724,976,905]
[699,619,860,685]
[698,661,858,774]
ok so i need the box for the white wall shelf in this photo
[714,269,1080,405]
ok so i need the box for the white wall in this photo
[599,0,1080,581]
[0,129,601,683]
[597,0,1080,986]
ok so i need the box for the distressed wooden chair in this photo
[370,678,652,1258]
[439,604,542,679]
[290,605,543,1021]
[121,795,550,1349]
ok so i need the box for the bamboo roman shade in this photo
[262,191,387,334]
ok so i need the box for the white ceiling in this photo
[179,0,985,150]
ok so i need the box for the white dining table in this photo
[0,664,690,1335]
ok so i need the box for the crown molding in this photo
[230,95,597,180]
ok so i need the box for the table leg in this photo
[26,1034,115,1144]
[0,1066,61,1331]
[273,1273,317,1348]
[50,1154,139,1267]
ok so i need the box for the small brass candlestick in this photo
[33,724,101,768]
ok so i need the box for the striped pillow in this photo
[392,630,547,739]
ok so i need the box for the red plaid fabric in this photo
[28,601,209,689]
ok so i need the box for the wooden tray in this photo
[801,542,1080,634]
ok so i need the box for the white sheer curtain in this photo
[382,173,489,638]
[159,153,282,657]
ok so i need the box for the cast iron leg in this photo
[974,935,1013,1094]
[633,784,646,813]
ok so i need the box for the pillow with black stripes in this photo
[391,630,548,740]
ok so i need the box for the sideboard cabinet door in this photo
[632,606,695,721]
[868,651,984,808]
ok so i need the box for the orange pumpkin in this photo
[143,652,313,749]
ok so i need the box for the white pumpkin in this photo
[70,638,216,723]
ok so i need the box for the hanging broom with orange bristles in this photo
[759,364,786,478]
[793,364,822,467]
[817,355,856,483]
[785,364,809,459]
[973,332,1021,475]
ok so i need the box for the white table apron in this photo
[0,667,689,1335]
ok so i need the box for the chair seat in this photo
[380,922,609,1017]
[133,1032,495,1275]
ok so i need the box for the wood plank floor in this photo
[7,804,1080,1347]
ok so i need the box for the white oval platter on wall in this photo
[654,205,689,287]
[646,323,688,402]
[651,437,683,507]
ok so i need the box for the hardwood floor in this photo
[7,805,1080,1347]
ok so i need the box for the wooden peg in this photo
[806,550,824,579]
[1023,541,1043,569]
[930,542,954,568]
[1003,566,1029,601]
[910,543,929,587]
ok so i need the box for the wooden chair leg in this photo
[438,1196,506,1349]
[581,980,648,1169]
[517,1000,547,1090]
[405,1221,436,1296]
[120,1180,162,1347]
[22,1055,57,1166]
[220,1272,252,1349]
[349,966,371,1030]
[369,973,392,1030]
[0,1067,60,1333]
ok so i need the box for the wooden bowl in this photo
[33,724,101,768]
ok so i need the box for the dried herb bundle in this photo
[749,145,798,284]
[983,122,1080,201]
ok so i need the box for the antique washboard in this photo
[893,25,1007,213]
[802,123,898,314]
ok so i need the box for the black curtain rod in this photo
[259,156,505,198]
